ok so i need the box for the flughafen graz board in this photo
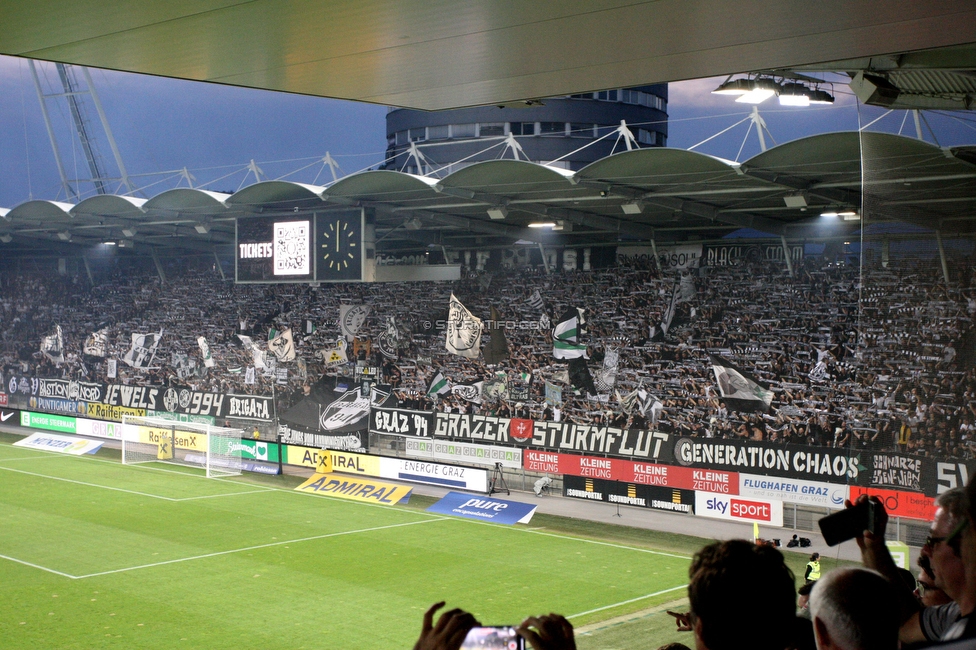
[235,210,364,283]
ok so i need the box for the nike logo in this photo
[0,412,13,422]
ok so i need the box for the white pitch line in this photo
[74,517,447,579]
[567,584,688,619]
[175,489,276,501]
[0,454,73,462]
[0,553,78,579]
[0,464,181,501]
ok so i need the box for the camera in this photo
[818,499,883,546]
[461,626,525,650]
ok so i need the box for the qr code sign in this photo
[274,221,310,275]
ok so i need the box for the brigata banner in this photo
[13,432,103,455]
[849,486,936,522]
[427,491,537,524]
[563,475,695,513]
[433,411,673,461]
[295,473,412,505]
[370,407,434,437]
[405,438,522,469]
[738,474,848,510]
[695,491,784,527]
[523,450,739,494]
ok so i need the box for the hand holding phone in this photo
[461,627,525,650]
[818,496,886,546]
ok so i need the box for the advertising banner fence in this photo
[695,491,785,527]
[563,475,695,513]
[405,438,522,469]
[738,474,848,510]
[523,450,739,494]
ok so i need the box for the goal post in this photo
[121,415,243,478]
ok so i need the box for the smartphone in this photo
[461,626,525,650]
[818,499,879,546]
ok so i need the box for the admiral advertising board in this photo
[563,475,695,513]
[695,491,785,527]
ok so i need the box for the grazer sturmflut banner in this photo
[432,411,673,462]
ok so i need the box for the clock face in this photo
[316,212,363,281]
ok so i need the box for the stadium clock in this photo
[315,212,363,281]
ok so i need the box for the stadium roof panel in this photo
[3,132,976,253]
[2,2,974,110]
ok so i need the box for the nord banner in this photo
[433,411,673,461]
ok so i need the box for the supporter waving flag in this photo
[40,324,65,365]
[709,355,773,412]
[426,371,450,397]
[123,329,163,369]
[83,328,109,357]
[553,307,587,359]
[268,327,296,362]
[446,293,483,359]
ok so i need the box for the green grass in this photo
[0,435,852,649]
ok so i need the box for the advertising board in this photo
[849,486,937,522]
[563,475,695,513]
[426,492,537,524]
[738,474,848,510]
[405,438,522,469]
[695,491,784,527]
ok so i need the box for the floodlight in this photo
[621,202,643,215]
[487,207,508,220]
[527,222,556,228]
[194,223,211,234]
[0,234,12,243]
[783,194,808,208]
[712,78,754,96]
[121,227,137,237]
[57,231,71,241]
[736,78,781,104]
[778,83,810,106]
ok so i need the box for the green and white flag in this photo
[553,307,587,359]
[426,371,450,397]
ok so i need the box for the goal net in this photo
[121,415,243,478]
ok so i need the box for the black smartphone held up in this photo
[818,499,880,546]
[461,626,525,650]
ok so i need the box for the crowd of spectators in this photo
[1,247,974,459]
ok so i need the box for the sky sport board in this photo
[0,437,700,650]
[235,208,365,283]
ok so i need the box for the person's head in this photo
[809,568,898,650]
[810,552,820,563]
[688,539,796,650]
[921,487,967,598]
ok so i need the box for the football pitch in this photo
[0,436,824,649]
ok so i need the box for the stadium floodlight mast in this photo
[121,415,243,478]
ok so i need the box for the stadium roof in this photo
[3,132,975,257]
[1,2,974,111]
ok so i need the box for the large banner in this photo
[738,474,848,510]
[370,407,434,437]
[849,486,937,522]
[563,475,695,514]
[279,424,367,451]
[433,411,673,461]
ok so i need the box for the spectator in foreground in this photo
[686,539,798,650]
[413,602,575,650]
[808,568,899,650]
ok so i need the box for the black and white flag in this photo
[40,325,65,365]
[451,381,484,404]
[710,355,773,412]
[446,293,482,359]
[553,307,587,359]
[83,328,109,358]
[594,347,619,392]
[123,330,163,369]
[268,328,296,362]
